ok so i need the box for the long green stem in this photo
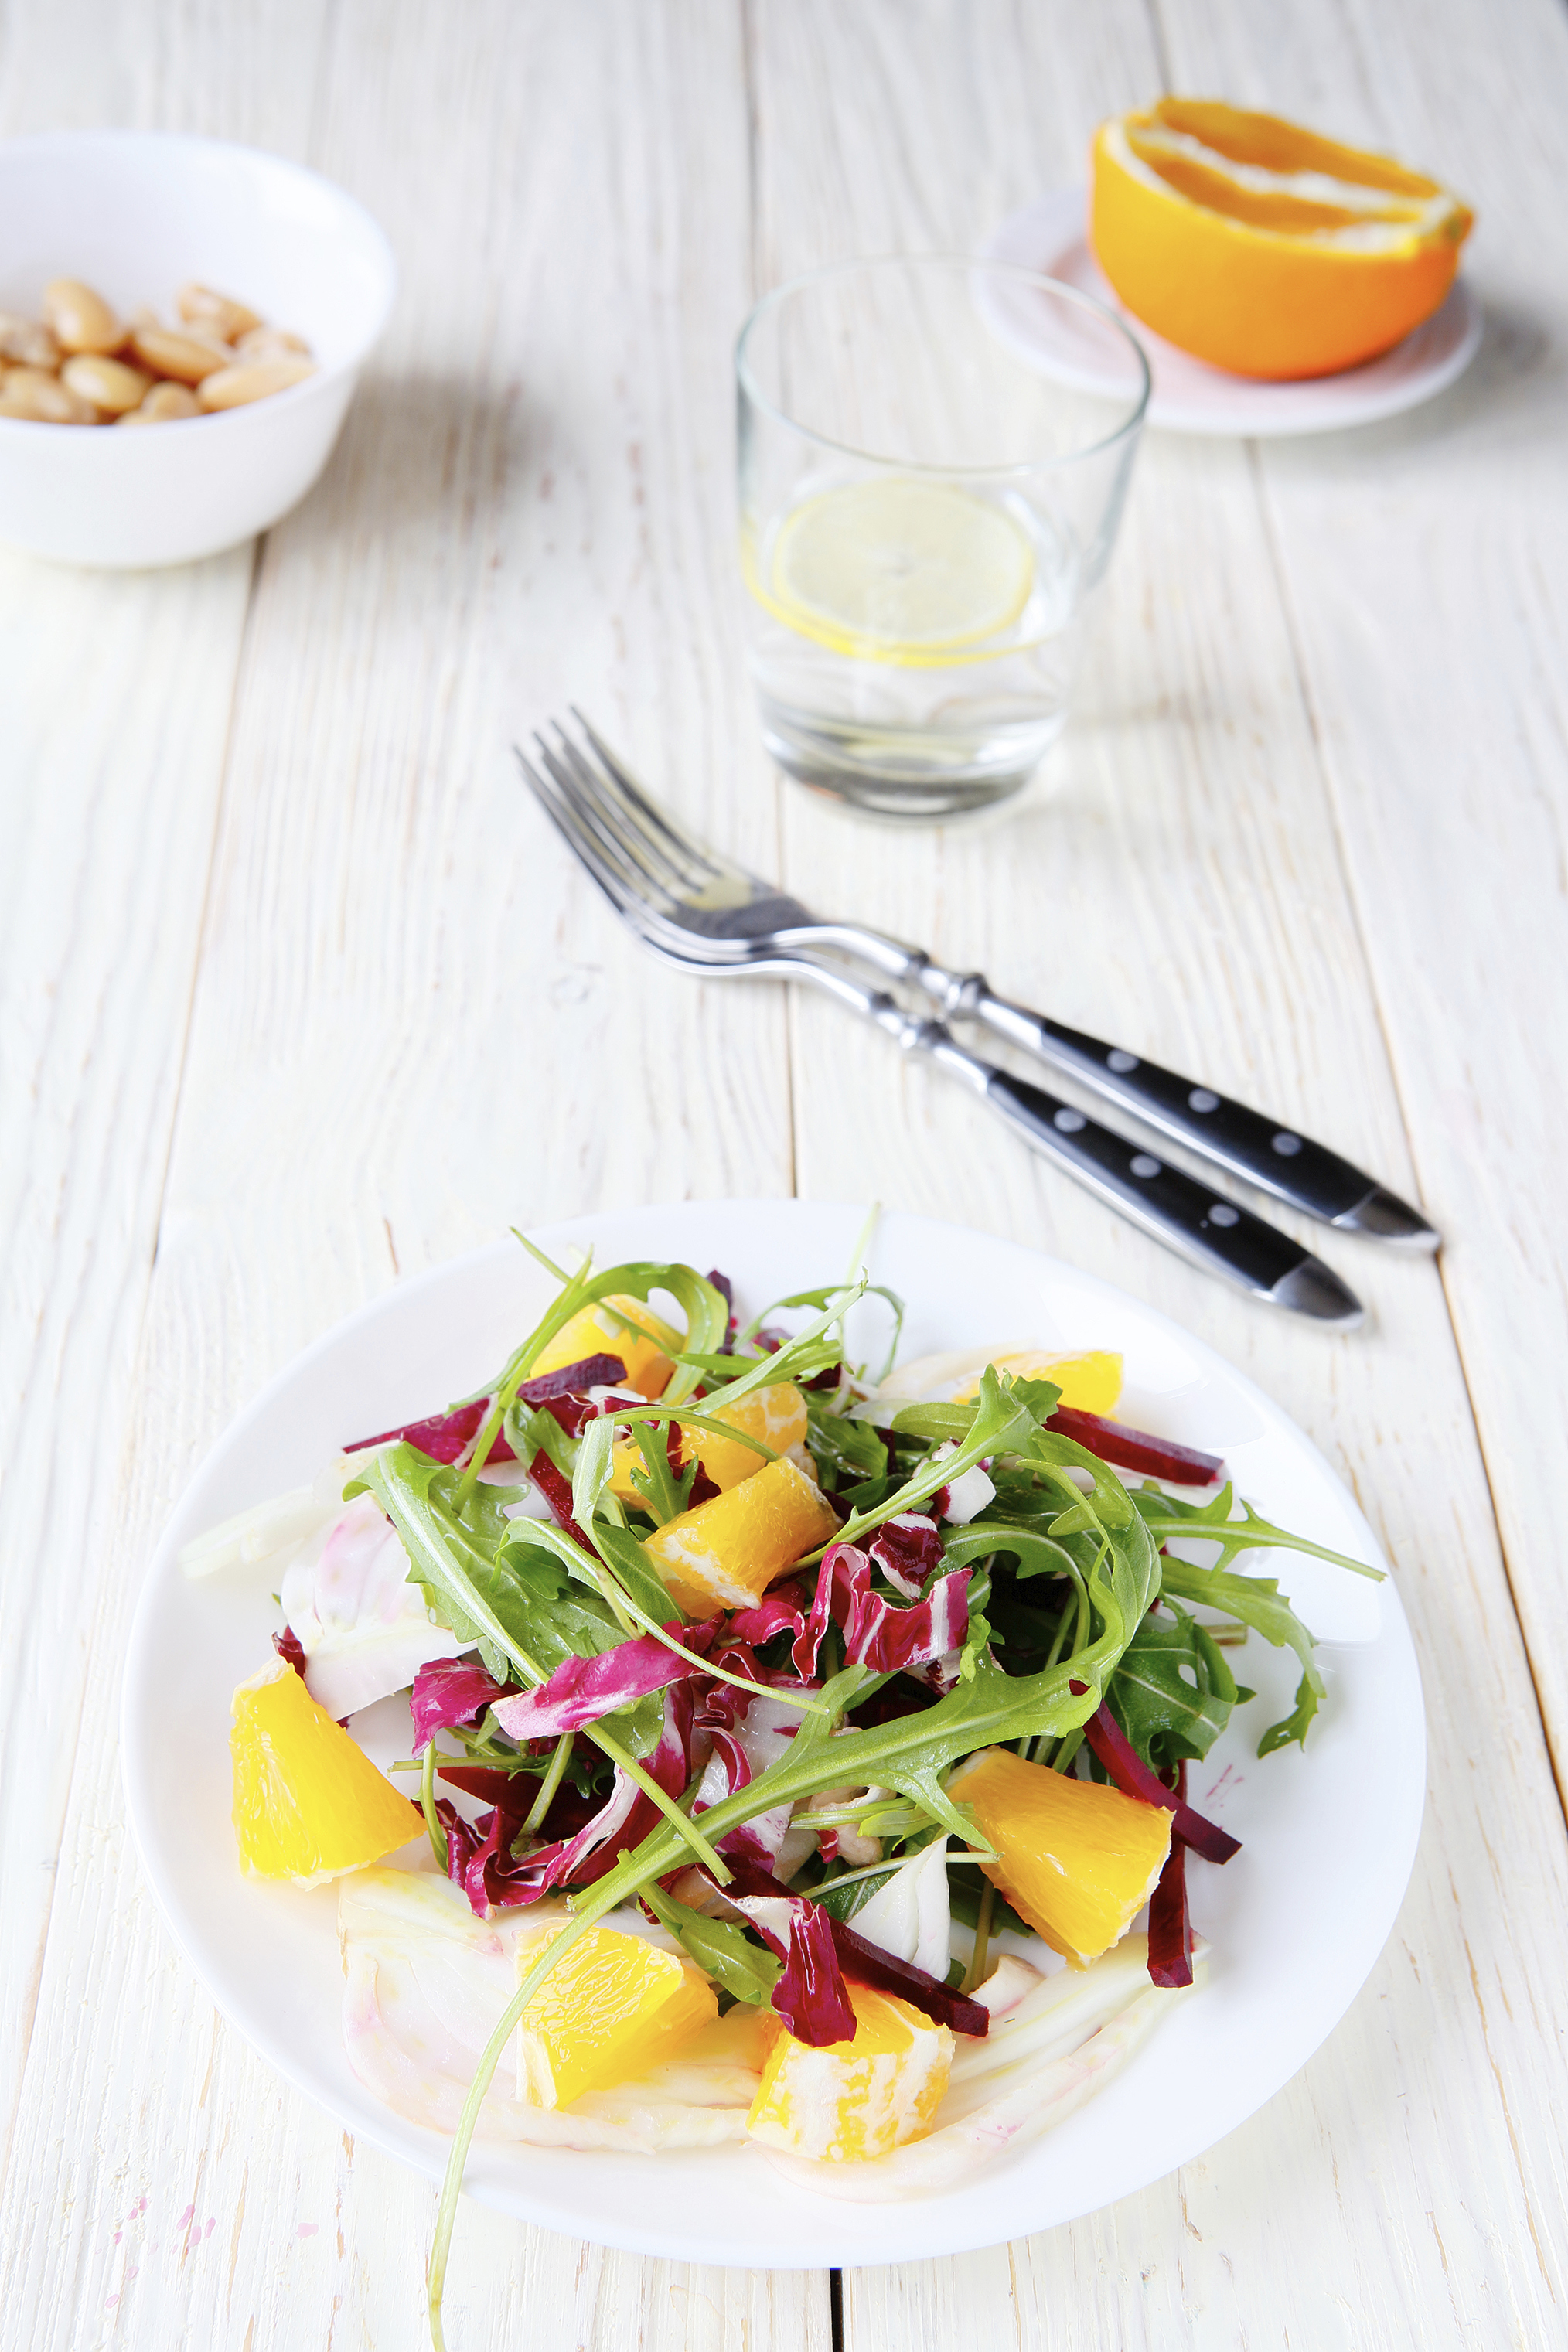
[591,1725,728,1880]
[521,1733,575,1836]
[421,1742,448,1870]
[963,1880,996,1995]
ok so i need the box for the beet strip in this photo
[1071,1685,1241,1864]
[1147,1761,1195,1988]
[515,1354,626,1403]
[829,1917,990,2037]
[1046,1406,1222,1488]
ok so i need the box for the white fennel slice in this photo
[339,1867,758,2150]
[757,1935,1205,2200]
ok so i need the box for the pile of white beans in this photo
[0,279,316,424]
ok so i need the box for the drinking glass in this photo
[735,254,1150,820]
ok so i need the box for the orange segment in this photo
[1091,98,1472,379]
[643,1454,840,1614]
[747,1984,953,2160]
[680,1380,808,1492]
[230,1659,421,1887]
[604,1380,807,1510]
[528,1294,682,1399]
[513,1925,717,2108]
[953,1350,1122,1416]
[948,1745,1171,1966]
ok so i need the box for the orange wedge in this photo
[747,1983,953,2160]
[680,1379,808,1493]
[953,1350,1122,1417]
[948,1745,1171,1966]
[528,1294,682,1400]
[643,1454,840,1614]
[1091,98,1473,379]
[513,1924,717,2108]
[230,1658,421,1887]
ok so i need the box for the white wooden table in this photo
[5,3,1567,2346]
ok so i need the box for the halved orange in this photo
[947,1744,1171,1966]
[1091,98,1473,379]
[230,1658,421,1886]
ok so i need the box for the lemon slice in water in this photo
[764,478,1034,666]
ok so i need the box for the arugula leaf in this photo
[1001,1375,1064,1423]
[809,1867,895,1924]
[1104,1600,1242,1769]
[804,1404,891,1491]
[1132,1481,1381,1581]
[1157,1554,1327,1753]
[638,1879,782,2006]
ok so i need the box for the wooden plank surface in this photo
[2,0,1566,2347]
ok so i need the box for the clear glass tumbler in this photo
[735,255,1150,820]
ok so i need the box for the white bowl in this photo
[0,131,397,568]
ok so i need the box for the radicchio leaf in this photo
[868,1513,944,1598]
[712,1862,987,2040]
[707,1861,855,2046]
[1147,1761,1195,1988]
[272,1624,308,1678]
[489,1617,721,1740]
[1048,1406,1222,1488]
[410,1655,513,1750]
[343,1398,517,1467]
[728,1580,810,1648]
[1072,1682,1241,1864]
[445,1686,694,1916]
[793,1542,971,1677]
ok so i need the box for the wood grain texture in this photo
[1160,0,1568,1788]
[0,0,332,2194]
[3,0,1567,2347]
[743,5,1568,2349]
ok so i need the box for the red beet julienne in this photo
[1072,1682,1242,1866]
[1047,1406,1223,1488]
[1147,1762,1195,1989]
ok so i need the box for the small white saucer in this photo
[982,188,1481,438]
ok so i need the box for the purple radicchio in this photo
[867,1512,945,1598]
[410,1655,514,1751]
[490,1617,721,1742]
[793,1542,971,1677]
[442,1684,695,1917]
[343,1397,516,1467]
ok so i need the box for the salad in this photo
[187,1232,1375,2347]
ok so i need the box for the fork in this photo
[516,718,1367,1326]
[533,714,1435,1250]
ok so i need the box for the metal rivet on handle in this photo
[1053,1107,1086,1133]
[1130,1154,1161,1179]
[1188,1088,1219,1113]
[1208,1203,1240,1227]
[1107,1049,1139,1074]
[1272,1131,1304,1157]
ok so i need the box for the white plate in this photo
[121,1200,1423,2267]
[981,188,1481,438]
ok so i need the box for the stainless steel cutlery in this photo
[516,713,1441,1325]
